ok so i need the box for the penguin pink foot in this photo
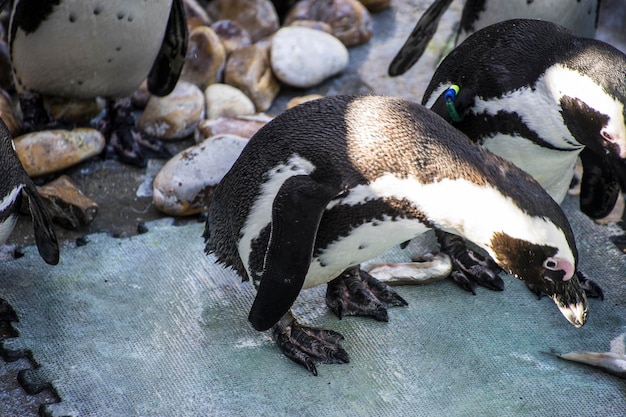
[325,265,408,321]
[273,312,349,376]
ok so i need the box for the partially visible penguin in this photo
[204,95,588,375]
[388,0,600,76]
[0,118,58,265]
[418,19,626,295]
[424,19,626,209]
[6,0,188,166]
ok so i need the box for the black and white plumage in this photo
[5,0,188,166]
[389,0,600,76]
[423,19,626,217]
[204,95,588,374]
[0,118,58,265]
[8,0,187,98]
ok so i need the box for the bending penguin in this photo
[5,0,188,166]
[0,118,59,265]
[388,0,600,76]
[204,95,588,375]
[420,19,626,294]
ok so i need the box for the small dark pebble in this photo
[137,222,149,234]
[0,298,18,322]
[609,234,626,253]
[13,247,25,259]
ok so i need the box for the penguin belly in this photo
[234,156,431,290]
[0,214,18,246]
[0,185,22,245]
[305,215,430,289]
[10,0,173,98]
[481,134,581,203]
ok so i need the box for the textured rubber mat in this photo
[0,196,624,417]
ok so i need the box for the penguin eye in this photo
[601,129,614,142]
[543,259,558,270]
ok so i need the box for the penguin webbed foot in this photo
[18,92,66,132]
[325,266,408,321]
[436,231,504,295]
[102,98,172,167]
[579,273,604,300]
[273,312,349,376]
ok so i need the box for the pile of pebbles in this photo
[0,0,390,233]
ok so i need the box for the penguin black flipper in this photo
[146,0,188,97]
[248,175,339,331]
[388,0,454,76]
[0,118,58,265]
[579,148,621,219]
[22,184,59,265]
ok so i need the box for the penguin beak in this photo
[555,296,588,328]
[549,273,589,328]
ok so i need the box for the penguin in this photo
[204,94,589,375]
[0,118,59,265]
[6,0,188,166]
[388,0,600,76]
[418,19,626,294]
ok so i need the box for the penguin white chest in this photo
[304,216,429,289]
[10,0,173,98]
[481,134,581,203]
[0,185,23,245]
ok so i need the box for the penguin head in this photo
[489,232,587,328]
[555,71,626,161]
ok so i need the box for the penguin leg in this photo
[435,230,504,294]
[272,310,349,376]
[325,265,408,321]
[18,92,65,132]
[102,98,172,167]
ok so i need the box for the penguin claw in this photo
[437,231,504,294]
[102,98,172,167]
[577,270,604,300]
[326,266,408,321]
[273,314,349,376]
[18,92,67,132]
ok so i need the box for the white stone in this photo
[153,134,248,216]
[270,26,349,88]
[204,83,256,119]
